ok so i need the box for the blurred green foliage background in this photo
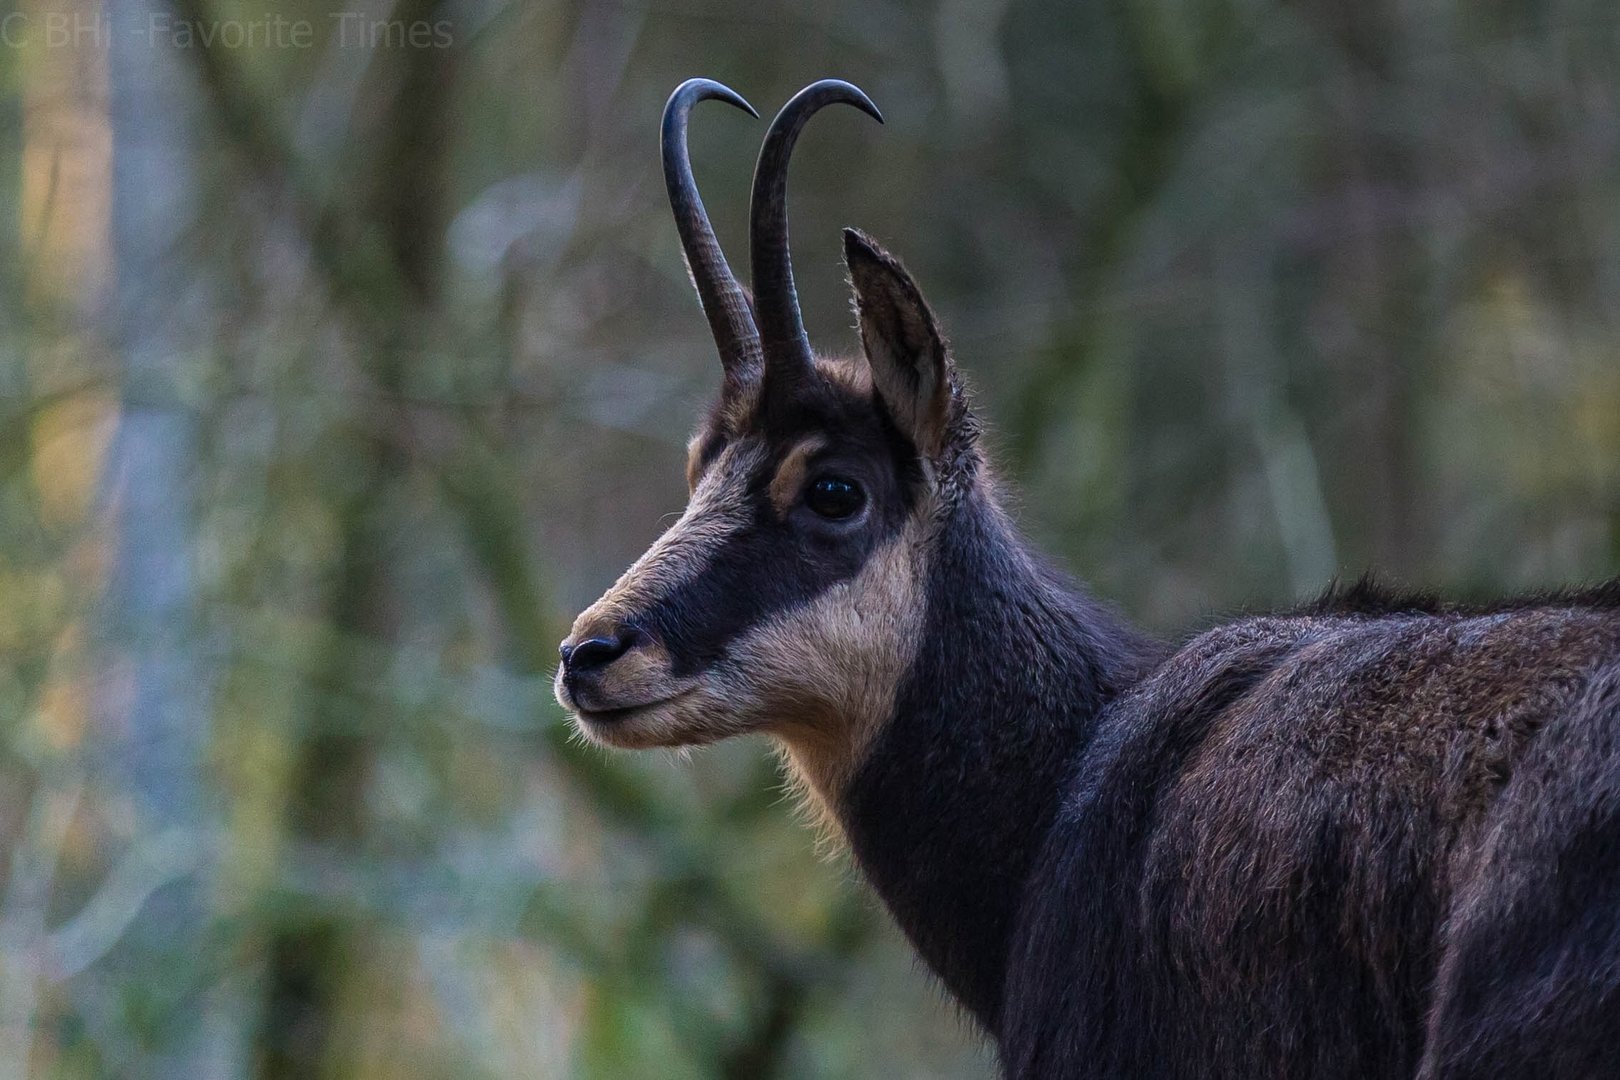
[1,0,1618,1075]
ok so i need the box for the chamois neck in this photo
[838,490,1163,1035]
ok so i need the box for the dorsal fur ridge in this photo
[1304,572,1620,618]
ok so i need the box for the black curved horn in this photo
[662,79,762,381]
[749,80,882,378]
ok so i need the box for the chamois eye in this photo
[806,476,865,520]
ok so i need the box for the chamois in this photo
[556,78,1620,1079]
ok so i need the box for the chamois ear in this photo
[843,228,954,459]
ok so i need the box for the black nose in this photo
[560,631,635,675]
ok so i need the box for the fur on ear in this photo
[844,228,955,459]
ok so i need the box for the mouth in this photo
[570,688,694,727]
[568,688,706,749]
[573,701,651,724]
[553,660,703,746]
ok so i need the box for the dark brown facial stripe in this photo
[649,365,926,679]
[641,482,903,677]
[768,436,828,516]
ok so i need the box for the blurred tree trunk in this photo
[254,477,398,1078]
[254,2,459,1072]
[107,0,205,827]
[103,0,245,1072]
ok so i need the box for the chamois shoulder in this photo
[1158,591,1620,732]
[1112,596,1620,802]
[1117,597,1620,850]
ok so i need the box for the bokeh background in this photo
[2,0,1620,1075]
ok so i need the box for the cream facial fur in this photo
[563,459,934,825]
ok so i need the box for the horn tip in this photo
[831,78,884,124]
[850,87,884,124]
[668,77,760,120]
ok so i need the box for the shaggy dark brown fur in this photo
[997,594,1620,1078]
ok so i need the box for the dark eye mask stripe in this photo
[643,491,881,676]
[648,379,921,675]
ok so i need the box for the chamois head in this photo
[557,79,981,799]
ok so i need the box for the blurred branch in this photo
[46,827,212,980]
[164,0,412,336]
[0,770,84,1080]
[1005,8,1196,474]
[1215,247,1339,591]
